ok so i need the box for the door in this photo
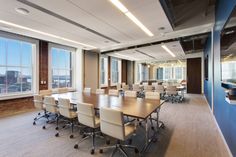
[187,58,202,94]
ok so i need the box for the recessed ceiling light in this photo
[158,27,165,31]
[15,8,30,15]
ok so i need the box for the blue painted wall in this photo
[204,36,212,107]
[204,0,236,155]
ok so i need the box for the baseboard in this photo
[203,96,233,157]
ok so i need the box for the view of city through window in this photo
[51,47,72,88]
[0,37,33,94]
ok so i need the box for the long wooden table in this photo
[51,92,165,153]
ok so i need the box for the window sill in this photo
[0,92,34,101]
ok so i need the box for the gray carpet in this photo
[0,94,230,157]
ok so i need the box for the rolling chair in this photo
[165,86,180,103]
[74,102,103,154]
[55,98,77,139]
[145,92,165,130]
[154,85,165,99]
[124,91,137,98]
[56,88,68,93]
[33,95,49,125]
[99,107,139,157]
[39,89,52,96]
[96,89,105,94]
[108,89,119,96]
[83,87,91,93]
[42,96,58,130]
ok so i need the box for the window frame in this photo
[0,31,39,100]
[48,43,76,89]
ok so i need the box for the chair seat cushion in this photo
[124,124,135,140]
[94,117,100,128]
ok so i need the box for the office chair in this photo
[152,82,158,86]
[55,98,77,138]
[56,88,68,93]
[122,85,130,91]
[145,92,165,130]
[165,86,180,103]
[108,89,119,96]
[154,85,165,99]
[33,94,49,125]
[42,96,58,130]
[99,107,139,157]
[124,90,137,98]
[96,89,105,94]
[116,83,122,91]
[142,82,148,86]
[143,85,153,92]
[83,87,91,93]
[39,89,52,96]
[74,102,103,154]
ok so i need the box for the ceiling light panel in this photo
[109,0,154,36]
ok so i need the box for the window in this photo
[174,67,183,80]
[111,58,121,85]
[163,67,172,80]
[0,36,35,96]
[137,63,149,82]
[100,56,108,87]
[50,47,72,88]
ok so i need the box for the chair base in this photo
[33,110,49,125]
[99,140,139,157]
[74,128,103,155]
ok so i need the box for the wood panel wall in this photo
[122,60,127,83]
[39,40,49,90]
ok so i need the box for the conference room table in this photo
[51,91,165,154]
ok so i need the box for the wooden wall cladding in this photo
[0,97,34,117]
[122,60,127,83]
[39,40,49,90]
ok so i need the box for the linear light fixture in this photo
[109,0,153,37]
[161,44,176,57]
[0,20,96,49]
[114,53,138,61]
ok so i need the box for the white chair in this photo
[99,107,139,156]
[165,86,179,103]
[124,91,137,98]
[152,82,158,86]
[116,83,122,90]
[33,95,49,125]
[57,88,68,93]
[142,82,148,86]
[83,87,91,93]
[96,89,105,94]
[55,98,77,138]
[122,85,129,91]
[42,96,58,129]
[154,85,165,99]
[143,85,153,92]
[121,82,126,87]
[39,89,52,96]
[108,89,119,96]
[145,92,165,130]
[74,103,102,154]
[132,84,140,92]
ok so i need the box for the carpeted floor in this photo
[0,94,230,157]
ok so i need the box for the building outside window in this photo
[100,56,108,87]
[50,47,72,88]
[111,58,121,85]
[0,36,34,95]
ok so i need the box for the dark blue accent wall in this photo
[204,0,236,155]
[204,36,212,107]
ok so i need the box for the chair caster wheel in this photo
[106,140,110,145]
[46,121,49,123]
[42,126,46,129]
[62,125,66,128]
[90,149,95,154]
[99,149,103,154]
[33,122,36,125]
[128,139,132,145]
[55,127,59,130]
[151,126,155,130]
[34,117,37,120]
[139,122,142,126]
[38,113,41,115]
[70,135,74,139]
[74,144,78,149]
[55,133,59,137]
[135,148,139,153]
[160,124,165,129]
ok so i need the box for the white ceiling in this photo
[0,0,212,61]
[109,41,186,62]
